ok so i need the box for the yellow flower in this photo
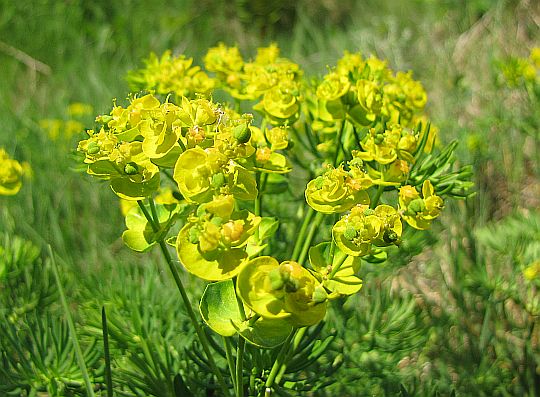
[67,102,93,118]
[0,149,27,196]
[204,43,244,74]
[176,209,260,281]
[254,80,301,124]
[236,257,327,327]
[305,165,370,214]
[127,51,215,98]
[523,260,540,281]
[332,204,402,256]
[399,180,444,230]
[316,72,351,102]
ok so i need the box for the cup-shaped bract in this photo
[305,165,370,214]
[399,180,444,230]
[173,146,258,204]
[237,257,327,327]
[176,209,261,281]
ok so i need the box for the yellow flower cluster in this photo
[76,44,462,337]
[0,149,30,196]
[205,43,303,125]
[500,47,540,87]
[127,51,215,98]
[40,102,93,141]
[77,92,293,289]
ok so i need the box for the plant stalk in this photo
[138,199,231,396]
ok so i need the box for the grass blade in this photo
[102,306,114,396]
[49,245,95,397]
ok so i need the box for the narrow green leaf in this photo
[49,246,95,397]
[102,307,114,397]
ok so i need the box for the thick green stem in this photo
[333,120,347,167]
[291,207,315,261]
[370,184,385,209]
[298,212,325,265]
[224,337,237,392]
[329,252,348,279]
[265,331,295,392]
[274,327,307,385]
[236,337,245,397]
[138,199,231,397]
[137,201,159,230]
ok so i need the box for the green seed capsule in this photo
[314,176,325,189]
[233,124,251,143]
[374,134,385,145]
[188,227,200,244]
[124,162,139,175]
[210,172,226,189]
[87,141,100,155]
[284,278,300,293]
[408,198,425,214]
[268,268,284,291]
[383,230,398,244]
[363,208,375,216]
[343,225,357,241]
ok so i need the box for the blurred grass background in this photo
[0,0,539,395]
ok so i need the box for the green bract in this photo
[399,180,444,230]
[332,204,402,256]
[305,165,370,214]
[122,202,185,252]
[308,242,363,298]
[236,257,327,327]
[173,147,258,203]
[200,279,292,348]
[176,209,261,281]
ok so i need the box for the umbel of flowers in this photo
[77,44,472,396]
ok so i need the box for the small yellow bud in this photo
[221,221,244,243]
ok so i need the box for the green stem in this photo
[370,184,385,209]
[139,199,231,397]
[161,168,177,184]
[291,207,315,261]
[329,252,348,279]
[224,337,237,392]
[148,197,160,223]
[333,120,346,167]
[274,327,307,385]
[178,137,187,152]
[236,337,246,397]
[297,212,325,265]
[137,201,159,231]
[265,331,296,391]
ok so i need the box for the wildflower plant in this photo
[76,44,473,396]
